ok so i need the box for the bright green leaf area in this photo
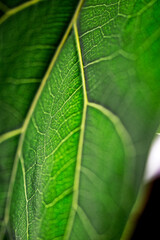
[0,0,160,239]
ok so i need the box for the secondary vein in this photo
[0,0,40,25]
[0,127,22,144]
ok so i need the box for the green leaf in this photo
[0,0,160,239]
[0,0,79,235]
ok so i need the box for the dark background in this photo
[131,177,160,239]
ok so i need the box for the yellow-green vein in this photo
[44,187,73,208]
[0,0,40,25]
[63,22,88,240]
[20,155,29,239]
[0,128,22,144]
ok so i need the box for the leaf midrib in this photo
[63,22,88,240]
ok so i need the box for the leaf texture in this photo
[0,0,160,239]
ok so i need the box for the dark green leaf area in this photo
[0,0,79,134]
[0,0,28,9]
[0,136,19,229]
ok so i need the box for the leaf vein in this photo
[0,128,22,144]
[44,187,73,208]
[63,21,88,240]
[0,0,41,25]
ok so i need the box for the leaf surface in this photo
[0,0,160,239]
